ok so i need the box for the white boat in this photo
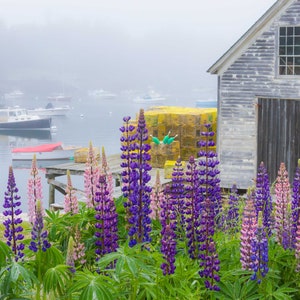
[47,94,72,102]
[0,107,52,131]
[88,89,116,99]
[28,103,71,117]
[133,90,165,104]
[11,142,80,161]
[4,90,24,100]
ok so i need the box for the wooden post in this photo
[48,176,56,208]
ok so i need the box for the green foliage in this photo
[68,270,115,300]
[43,264,72,298]
[0,261,38,299]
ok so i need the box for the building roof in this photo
[207,0,292,75]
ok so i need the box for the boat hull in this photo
[0,118,52,130]
[12,149,76,161]
[28,107,70,116]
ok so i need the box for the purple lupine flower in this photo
[120,116,137,228]
[160,185,177,275]
[27,154,44,224]
[29,199,51,253]
[185,155,201,259]
[120,116,137,199]
[226,183,240,232]
[274,163,292,250]
[197,124,221,220]
[121,109,152,247]
[240,190,257,270]
[95,173,118,259]
[2,166,25,261]
[291,165,300,248]
[149,170,164,220]
[255,162,273,236]
[64,170,79,215]
[193,124,221,290]
[171,157,186,228]
[250,211,269,284]
[198,198,220,291]
[84,141,100,208]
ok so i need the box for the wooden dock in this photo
[45,154,171,209]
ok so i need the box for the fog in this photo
[0,0,276,99]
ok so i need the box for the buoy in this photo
[167,134,178,144]
[162,131,171,144]
[150,135,160,145]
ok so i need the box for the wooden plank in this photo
[45,154,173,207]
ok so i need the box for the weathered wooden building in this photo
[208,0,300,189]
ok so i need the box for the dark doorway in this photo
[257,98,300,185]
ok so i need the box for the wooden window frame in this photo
[278,26,300,76]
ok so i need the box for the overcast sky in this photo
[0,0,277,97]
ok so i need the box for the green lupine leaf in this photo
[97,251,120,269]
[9,262,36,285]
[0,241,12,266]
[43,264,71,295]
[240,279,258,298]
[125,256,138,276]
[115,256,125,276]
[79,278,114,300]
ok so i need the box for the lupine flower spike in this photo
[29,199,51,252]
[73,226,86,265]
[2,166,25,261]
[255,162,272,236]
[226,183,240,232]
[120,116,136,226]
[240,189,257,270]
[294,217,300,272]
[274,162,292,249]
[66,236,76,273]
[171,157,186,228]
[84,141,100,208]
[121,109,152,247]
[94,173,119,260]
[101,146,114,199]
[197,124,221,221]
[198,198,221,291]
[149,170,164,220]
[250,211,269,283]
[64,170,79,215]
[160,185,177,275]
[185,155,201,259]
[291,163,300,248]
[27,154,44,224]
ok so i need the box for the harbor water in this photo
[0,94,197,213]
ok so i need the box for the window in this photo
[279,26,300,75]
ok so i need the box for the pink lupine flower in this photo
[274,162,292,249]
[149,170,164,220]
[73,226,86,265]
[295,218,300,272]
[240,190,257,270]
[84,141,100,208]
[101,146,114,199]
[64,170,79,214]
[27,154,43,224]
